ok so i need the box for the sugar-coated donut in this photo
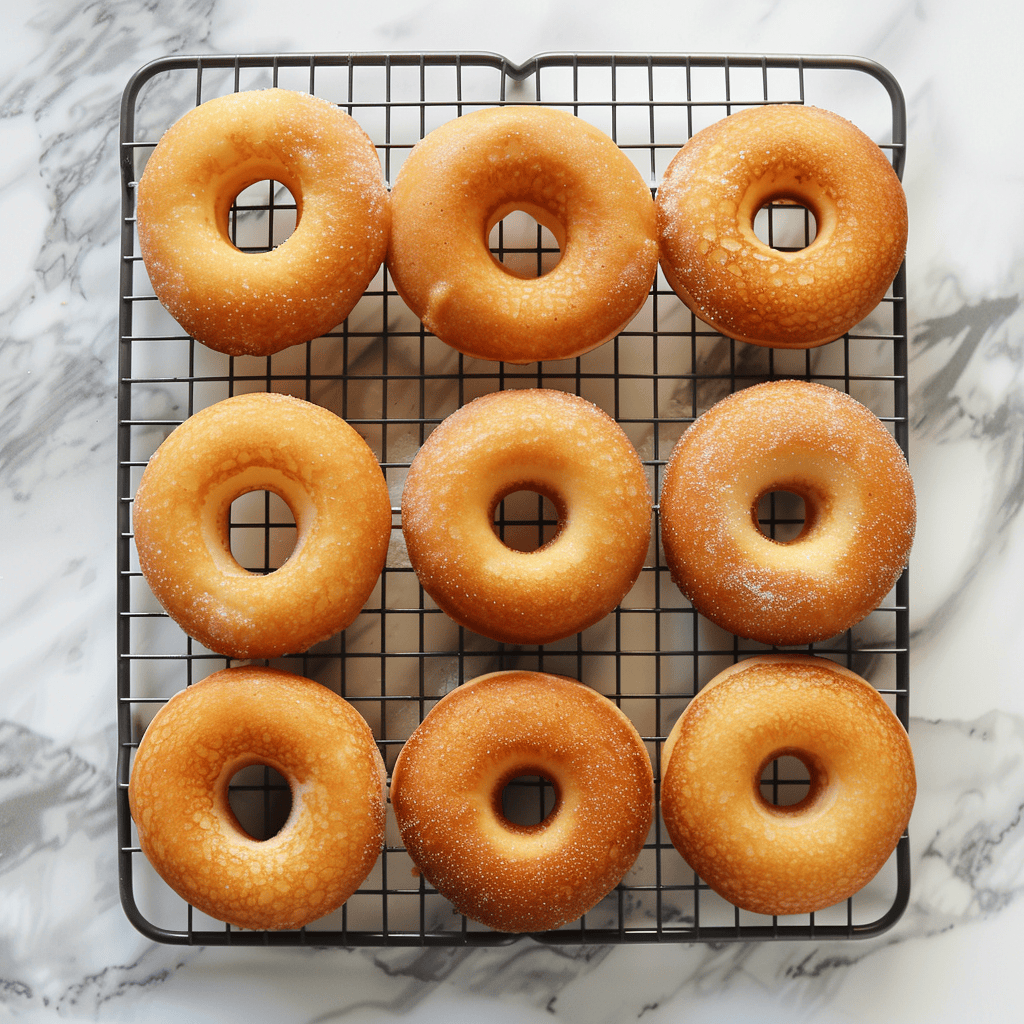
[656,104,907,348]
[128,666,387,931]
[387,105,659,363]
[133,392,391,658]
[660,655,915,916]
[390,670,654,932]
[659,380,915,645]
[401,389,652,645]
[136,88,389,356]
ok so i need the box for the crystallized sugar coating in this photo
[132,392,392,658]
[390,670,654,932]
[387,105,659,363]
[401,388,652,645]
[128,666,387,931]
[659,380,916,645]
[656,104,908,348]
[660,655,916,916]
[136,88,390,356]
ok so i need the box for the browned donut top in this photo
[659,380,915,645]
[660,655,915,916]
[137,88,390,356]
[387,105,658,363]
[390,670,654,932]
[128,666,386,930]
[656,104,907,348]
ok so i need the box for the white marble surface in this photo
[3,0,1024,1020]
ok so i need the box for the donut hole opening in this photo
[755,489,807,543]
[227,763,293,841]
[229,490,298,573]
[753,199,817,252]
[499,773,560,830]
[230,180,299,253]
[488,207,563,278]
[492,488,563,552]
[758,754,814,809]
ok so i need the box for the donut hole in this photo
[492,488,563,552]
[229,490,298,573]
[498,772,560,830]
[227,763,293,841]
[230,180,299,253]
[761,749,831,811]
[487,206,563,278]
[755,489,807,543]
[757,752,820,810]
[753,199,818,252]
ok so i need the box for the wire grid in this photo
[116,52,911,947]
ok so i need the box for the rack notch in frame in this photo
[117,51,910,947]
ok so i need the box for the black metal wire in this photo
[117,51,911,947]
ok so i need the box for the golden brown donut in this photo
[133,391,391,658]
[387,105,658,363]
[660,655,915,916]
[136,88,389,356]
[659,380,915,645]
[401,388,652,645]
[390,670,654,932]
[656,104,907,348]
[128,666,387,931]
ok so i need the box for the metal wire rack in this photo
[116,51,911,946]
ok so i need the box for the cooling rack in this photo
[116,51,910,946]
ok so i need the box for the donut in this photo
[128,665,387,931]
[390,670,654,932]
[656,104,907,348]
[133,391,392,658]
[401,388,652,645]
[387,105,659,363]
[660,654,915,916]
[136,88,389,356]
[659,380,915,645]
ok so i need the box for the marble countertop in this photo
[3,0,1023,1020]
